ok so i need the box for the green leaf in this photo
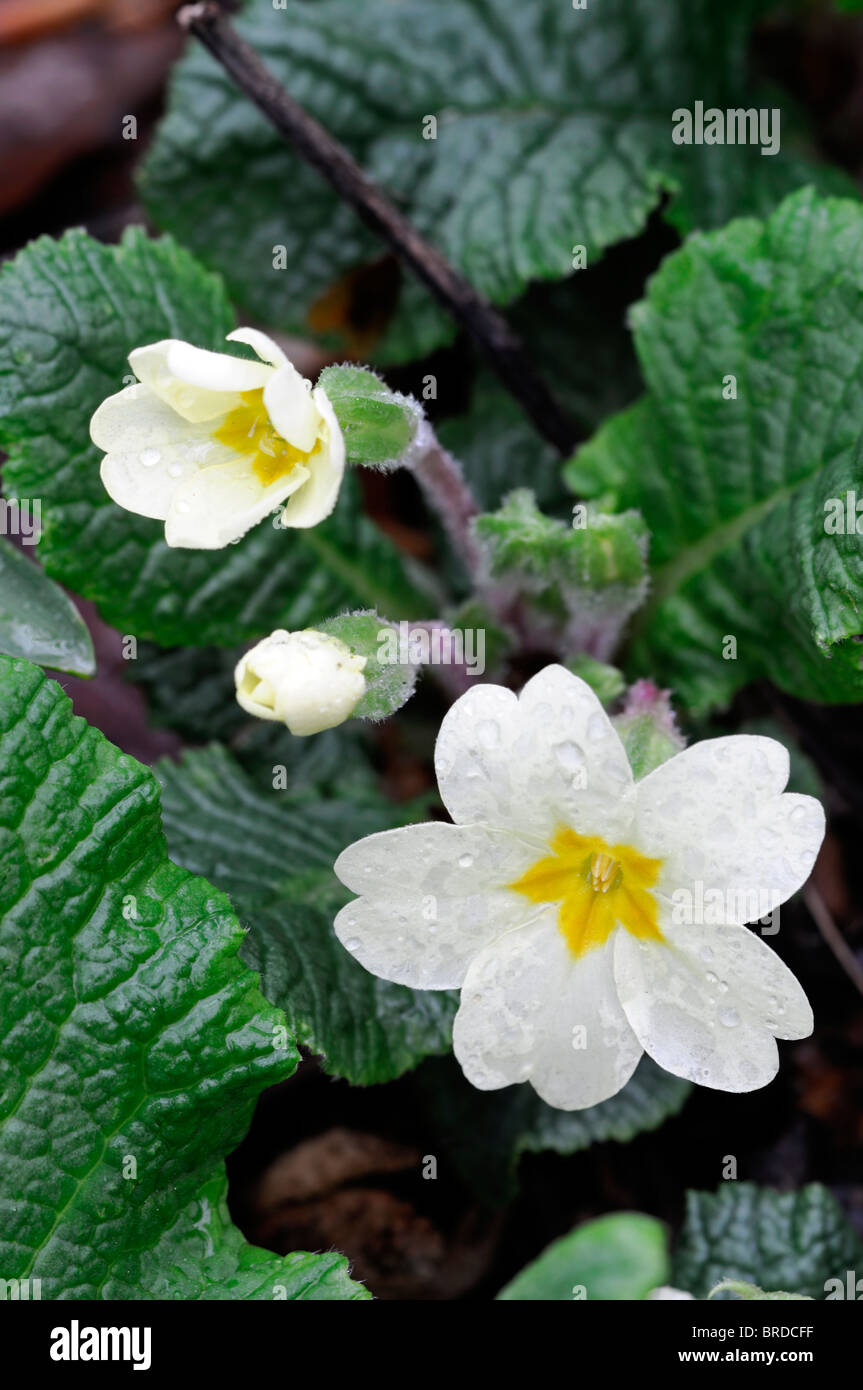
[0,539,94,676]
[564,653,626,706]
[708,1279,812,1301]
[140,0,853,364]
[416,1054,691,1205]
[497,1213,669,1301]
[156,744,457,1085]
[474,488,648,654]
[0,227,425,648]
[109,1170,369,1299]
[672,1183,863,1300]
[318,611,417,721]
[318,364,421,468]
[568,188,863,711]
[0,656,366,1299]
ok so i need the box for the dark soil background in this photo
[1,0,861,1298]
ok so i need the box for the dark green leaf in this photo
[0,539,94,676]
[157,744,457,1085]
[672,1183,863,1299]
[568,189,863,710]
[0,656,365,1299]
[140,0,853,363]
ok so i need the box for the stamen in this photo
[509,827,663,957]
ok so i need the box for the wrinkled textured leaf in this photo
[498,1213,669,1301]
[0,228,425,648]
[0,656,365,1299]
[672,1183,863,1299]
[110,1171,369,1300]
[157,744,457,1085]
[141,0,852,363]
[0,539,94,676]
[568,189,863,711]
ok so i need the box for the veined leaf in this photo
[672,1183,863,1299]
[568,188,863,711]
[140,0,853,364]
[0,656,366,1299]
[157,744,457,1085]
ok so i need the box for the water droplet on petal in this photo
[140,448,161,468]
[343,937,361,952]
[168,462,183,478]
[477,719,500,749]
[587,712,609,741]
[458,853,474,869]
[719,1007,740,1028]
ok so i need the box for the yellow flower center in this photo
[213,389,317,486]
[509,827,663,958]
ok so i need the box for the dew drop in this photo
[718,1007,740,1028]
[477,719,500,749]
[175,501,191,513]
[555,740,586,774]
[587,712,609,741]
[167,462,183,478]
[343,937,361,952]
[140,448,161,468]
[458,853,474,869]
[700,945,714,963]
[705,971,718,987]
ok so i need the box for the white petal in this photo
[434,664,635,841]
[164,456,310,549]
[129,340,271,423]
[235,629,366,734]
[633,736,825,921]
[263,364,321,453]
[226,327,288,367]
[165,340,273,393]
[280,388,346,528]
[453,915,642,1107]
[93,384,239,520]
[334,822,542,989]
[613,919,812,1092]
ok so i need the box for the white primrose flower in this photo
[89,328,345,548]
[333,665,824,1110]
[235,628,367,736]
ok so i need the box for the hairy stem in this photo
[409,419,483,576]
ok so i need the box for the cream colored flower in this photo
[333,665,824,1110]
[90,328,345,548]
[235,628,366,736]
